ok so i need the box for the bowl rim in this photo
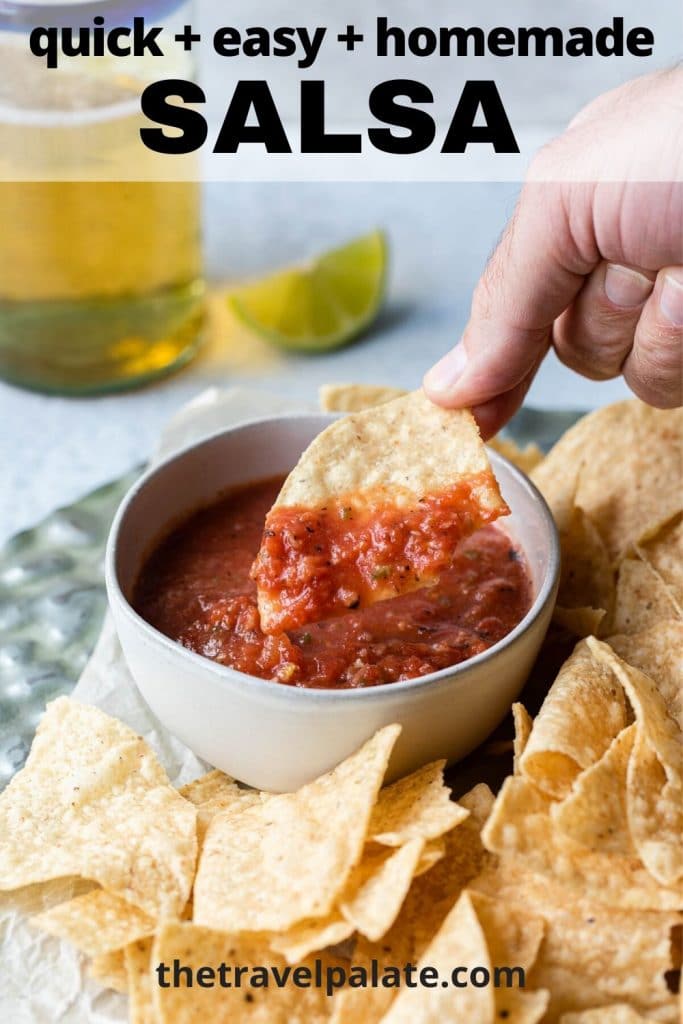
[105,411,560,704]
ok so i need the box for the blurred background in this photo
[198,0,682,151]
[1,0,682,543]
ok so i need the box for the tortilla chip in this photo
[553,605,607,638]
[319,383,407,413]
[488,435,544,475]
[519,641,629,799]
[531,453,581,538]
[126,937,155,1024]
[193,725,399,933]
[531,401,683,562]
[273,840,425,960]
[268,913,354,963]
[0,876,95,918]
[254,390,507,631]
[608,621,683,731]
[495,989,550,1023]
[330,784,495,1024]
[627,728,683,887]
[527,900,681,1021]
[321,389,544,472]
[512,703,533,772]
[553,504,615,634]
[274,390,502,511]
[0,697,197,917]
[339,838,424,941]
[382,889,546,1024]
[472,853,680,1022]
[368,760,468,845]
[613,557,680,634]
[318,389,543,498]
[457,782,496,831]
[179,770,260,845]
[388,783,496,957]
[559,505,613,608]
[482,775,683,910]
[88,949,129,993]
[153,922,344,1024]
[414,837,446,876]
[587,640,680,787]
[560,1008,665,1023]
[599,631,683,841]
[30,889,155,957]
[551,725,636,856]
[478,903,547,1024]
[612,515,683,635]
[636,515,683,612]
[380,890,495,1023]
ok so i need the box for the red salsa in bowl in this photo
[133,476,532,690]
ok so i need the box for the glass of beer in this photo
[0,0,205,394]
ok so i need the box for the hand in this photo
[423,68,683,439]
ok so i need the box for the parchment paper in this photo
[0,387,313,1024]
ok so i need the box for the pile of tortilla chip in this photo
[0,703,491,1023]
[4,693,678,1023]
[530,400,683,639]
[471,398,683,1023]
[318,388,683,1022]
[479,621,682,1022]
[0,394,681,1023]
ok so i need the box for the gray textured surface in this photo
[0,181,632,546]
[0,471,138,789]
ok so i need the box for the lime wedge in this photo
[229,230,388,352]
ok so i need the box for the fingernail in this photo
[660,273,683,326]
[604,264,653,308]
[424,343,468,396]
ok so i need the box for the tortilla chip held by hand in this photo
[252,390,508,633]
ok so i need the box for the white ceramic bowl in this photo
[106,414,559,791]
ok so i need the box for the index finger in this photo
[424,181,596,409]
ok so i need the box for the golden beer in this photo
[0,25,204,393]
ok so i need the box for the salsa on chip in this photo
[252,391,509,632]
